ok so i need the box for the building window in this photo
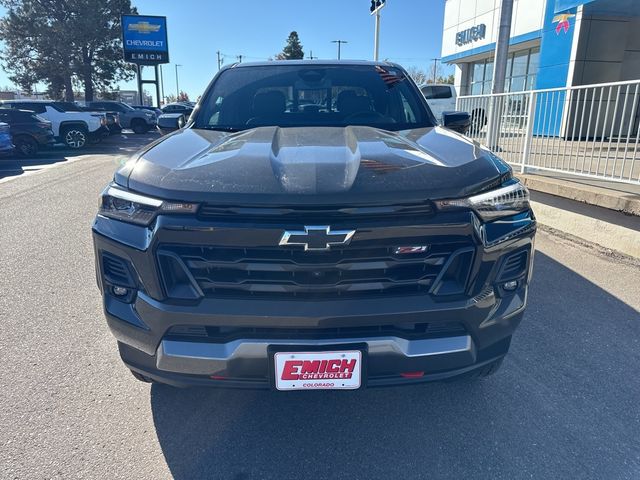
[468,47,540,94]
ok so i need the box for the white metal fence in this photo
[456,79,640,184]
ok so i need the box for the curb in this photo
[531,199,640,259]
[520,174,640,216]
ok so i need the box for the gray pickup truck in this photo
[92,60,536,390]
[86,101,157,134]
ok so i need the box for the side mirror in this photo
[157,113,185,135]
[442,111,471,134]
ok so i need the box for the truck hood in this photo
[120,126,510,205]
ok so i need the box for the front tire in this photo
[13,135,39,157]
[131,119,149,134]
[61,126,88,149]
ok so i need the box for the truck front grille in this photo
[158,241,474,299]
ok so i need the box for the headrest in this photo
[252,91,286,117]
[337,90,371,115]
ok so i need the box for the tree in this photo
[281,31,304,60]
[177,91,190,102]
[0,0,137,101]
[439,73,455,85]
[428,62,443,84]
[405,65,455,85]
[405,66,430,86]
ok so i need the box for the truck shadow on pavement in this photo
[149,251,640,480]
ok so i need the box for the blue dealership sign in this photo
[121,15,169,64]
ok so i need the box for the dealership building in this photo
[441,0,640,95]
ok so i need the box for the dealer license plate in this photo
[274,350,362,391]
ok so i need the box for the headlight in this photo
[434,181,530,221]
[99,185,198,226]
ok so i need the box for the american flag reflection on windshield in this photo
[375,65,405,88]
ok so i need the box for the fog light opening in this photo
[400,371,425,379]
[112,286,129,297]
[502,280,518,291]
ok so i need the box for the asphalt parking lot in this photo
[0,130,160,182]
[0,138,639,479]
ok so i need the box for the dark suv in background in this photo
[93,61,536,391]
[0,108,55,156]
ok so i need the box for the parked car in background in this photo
[419,84,457,124]
[156,102,195,136]
[53,101,122,137]
[103,111,122,134]
[156,112,187,136]
[132,105,163,117]
[0,100,107,149]
[0,121,13,156]
[161,102,194,117]
[0,108,55,156]
[86,101,156,134]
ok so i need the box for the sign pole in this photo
[154,65,161,108]
[159,65,165,105]
[136,64,144,105]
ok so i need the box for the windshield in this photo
[194,64,435,132]
[48,103,65,112]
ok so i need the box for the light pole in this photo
[431,58,440,83]
[175,64,182,98]
[370,0,387,61]
[331,40,347,60]
[486,0,515,149]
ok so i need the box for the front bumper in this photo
[36,131,56,146]
[93,208,535,388]
[121,335,512,388]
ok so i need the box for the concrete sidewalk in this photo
[517,171,640,259]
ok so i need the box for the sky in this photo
[0,0,451,99]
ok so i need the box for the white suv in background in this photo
[419,84,457,124]
[0,100,108,149]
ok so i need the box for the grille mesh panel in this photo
[159,241,472,299]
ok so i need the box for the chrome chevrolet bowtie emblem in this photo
[279,226,356,251]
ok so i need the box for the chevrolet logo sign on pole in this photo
[121,15,169,64]
[121,15,169,109]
